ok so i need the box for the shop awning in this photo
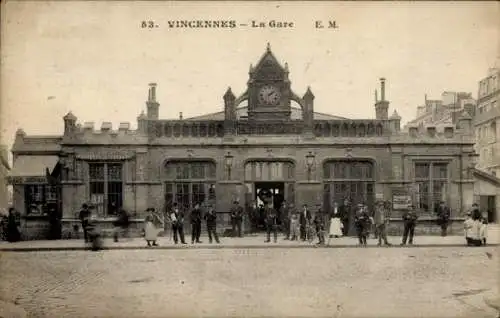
[7,155,60,184]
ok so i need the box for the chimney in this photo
[179,112,183,120]
[380,78,386,101]
[149,83,157,102]
[146,83,160,120]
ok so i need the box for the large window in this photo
[89,163,123,216]
[163,161,216,212]
[323,160,375,212]
[24,184,59,215]
[414,162,448,214]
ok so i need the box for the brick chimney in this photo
[375,78,389,120]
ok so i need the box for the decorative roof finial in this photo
[284,62,289,72]
[266,42,271,52]
[249,63,254,73]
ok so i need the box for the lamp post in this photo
[224,152,234,180]
[305,151,315,180]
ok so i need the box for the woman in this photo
[328,202,343,244]
[144,208,163,247]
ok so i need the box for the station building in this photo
[7,45,478,239]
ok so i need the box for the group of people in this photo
[63,198,491,249]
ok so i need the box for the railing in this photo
[149,119,389,138]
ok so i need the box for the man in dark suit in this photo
[280,201,291,240]
[230,200,244,238]
[170,203,187,245]
[299,204,312,241]
[401,205,418,245]
[264,202,278,243]
[436,201,451,237]
[190,203,203,244]
[204,205,220,244]
[78,204,91,243]
[338,199,351,236]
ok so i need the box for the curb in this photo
[0,243,498,252]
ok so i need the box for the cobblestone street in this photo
[1,246,499,318]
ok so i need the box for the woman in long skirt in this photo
[328,204,343,245]
[144,210,162,247]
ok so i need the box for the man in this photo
[339,199,351,236]
[299,204,312,241]
[78,203,91,243]
[190,203,203,244]
[373,200,391,246]
[354,204,370,246]
[264,202,278,243]
[289,204,300,241]
[113,208,130,242]
[230,200,244,238]
[170,203,187,244]
[280,200,291,240]
[313,207,327,246]
[401,205,418,245]
[204,205,220,244]
[436,201,451,237]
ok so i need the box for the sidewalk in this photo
[1,226,498,251]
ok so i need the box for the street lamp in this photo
[224,152,234,180]
[306,151,315,180]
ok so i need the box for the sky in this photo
[1,1,499,163]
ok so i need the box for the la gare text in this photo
[140,20,338,29]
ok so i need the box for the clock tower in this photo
[247,43,292,121]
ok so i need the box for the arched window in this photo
[490,121,497,142]
[163,160,216,212]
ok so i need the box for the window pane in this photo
[165,164,176,179]
[286,163,295,179]
[262,162,270,180]
[107,164,122,181]
[176,183,190,211]
[415,163,430,179]
[245,163,253,180]
[416,181,430,211]
[207,163,216,179]
[191,163,205,179]
[350,163,362,179]
[45,185,58,201]
[255,162,262,180]
[89,164,105,180]
[90,182,105,194]
[90,194,105,216]
[191,183,206,206]
[107,182,123,215]
[165,183,174,211]
[323,163,331,179]
[334,162,347,178]
[432,163,448,179]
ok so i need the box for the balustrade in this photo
[150,120,386,138]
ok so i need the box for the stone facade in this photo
[7,45,477,239]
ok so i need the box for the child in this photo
[313,209,326,246]
[144,214,159,247]
[290,210,300,241]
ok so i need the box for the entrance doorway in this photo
[480,195,497,223]
[254,182,285,230]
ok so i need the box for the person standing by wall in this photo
[190,203,203,244]
[436,201,451,237]
[264,202,278,243]
[299,204,312,241]
[6,208,21,242]
[339,199,351,236]
[401,205,418,245]
[78,204,91,243]
[313,207,326,246]
[230,200,243,238]
[280,200,291,240]
[327,202,343,245]
[170,203,187,245]
[373,200,391,246]
[204,205,220,244]
[289,204,300,241]
[354,204,370,246]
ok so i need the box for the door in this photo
[487,195,496,223]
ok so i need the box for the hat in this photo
[466,211,472,216]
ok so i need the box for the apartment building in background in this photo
[405,91,476,130]
[474,67,500,176]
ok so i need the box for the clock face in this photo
[258,85,281,105]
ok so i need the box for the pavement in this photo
[0,225,499,251]
[0,246,499,318]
